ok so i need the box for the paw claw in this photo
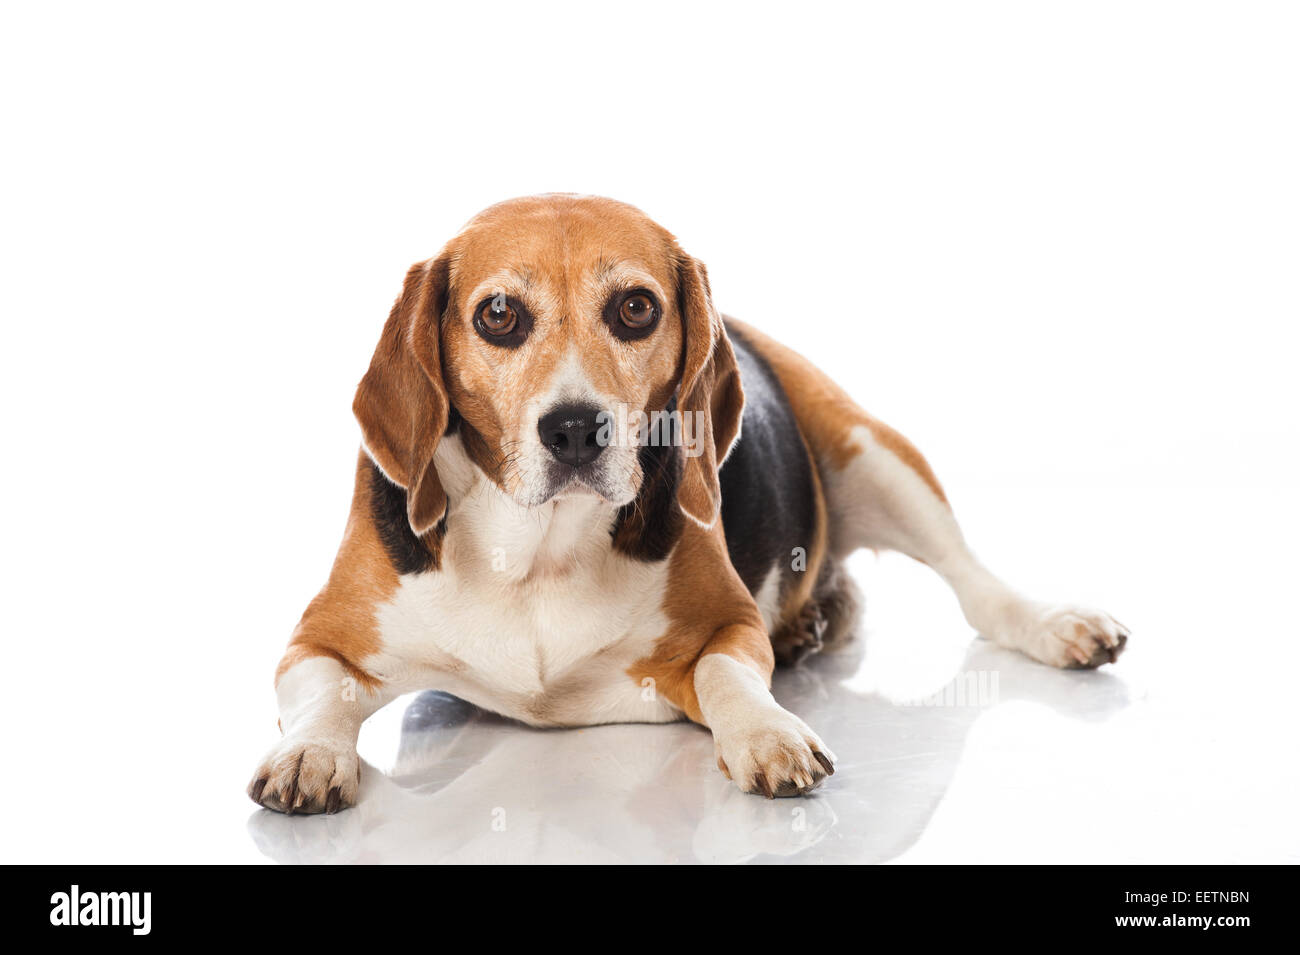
[284,763,301,815]
[813,751,835,776]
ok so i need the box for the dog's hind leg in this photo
[732,319,1128,669]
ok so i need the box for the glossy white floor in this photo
[237,483,1298,865]
[5,475,1296,864]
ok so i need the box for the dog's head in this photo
[354,195,743,538]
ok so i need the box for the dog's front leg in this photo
[692,626,836,798]
[247,654,393,814]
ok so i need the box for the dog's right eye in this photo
[479,301,517,335]
[473,295,532,348]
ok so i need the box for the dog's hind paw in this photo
[1012,604,1130,669]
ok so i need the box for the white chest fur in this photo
[363,438,682,727]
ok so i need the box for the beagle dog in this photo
[248,194,1128,814]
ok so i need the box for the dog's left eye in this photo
[619,293,656,328]
[605,289,660,340]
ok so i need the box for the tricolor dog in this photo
[248,194,1128,813]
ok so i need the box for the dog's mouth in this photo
[550,467,613,501]
[532,459,636,508]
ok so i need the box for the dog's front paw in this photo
[247,738,359,814]
[713,708,836,798]
[1016,604,1130,669]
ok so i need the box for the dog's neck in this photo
[434,434,619,582]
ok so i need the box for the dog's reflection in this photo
[247,637,1133,864]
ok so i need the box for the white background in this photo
[1,1,1296,863]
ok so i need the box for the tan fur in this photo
[276,453,401,693]
[673,257,743,527]
[353,257,452,535]
[627,521,771,723]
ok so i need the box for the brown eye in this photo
[619,293,656,329]
[479,300,517,336]
[603,288,660,341]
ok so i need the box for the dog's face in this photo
[439,197,686,509]
[353,195,743,539]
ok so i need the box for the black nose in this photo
[538,403,606,468]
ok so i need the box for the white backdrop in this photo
[1,2,1296,862]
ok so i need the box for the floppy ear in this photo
[675,253,744,529]
[353,256,451,537]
